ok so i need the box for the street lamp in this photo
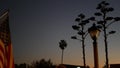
[88,23,100,68]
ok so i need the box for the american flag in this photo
[0,10,14,68]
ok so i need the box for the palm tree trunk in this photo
[61,50,64,64]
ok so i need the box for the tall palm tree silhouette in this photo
[59,40,67,64]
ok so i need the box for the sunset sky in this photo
[1,0,120,68]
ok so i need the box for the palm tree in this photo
[59,40,67,64]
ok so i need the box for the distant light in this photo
[77,67,80,68]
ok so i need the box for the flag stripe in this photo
[0,45,5,56]
[0,56,4,67]
[7,44,11,68]
[0,62,3,68]
[0,40,5,68]
[0,50,4,64]
[8,44,14,68]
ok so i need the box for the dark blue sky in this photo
[1,0,120,68]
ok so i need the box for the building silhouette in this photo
[110,64,120,68]
[59,64,90,68]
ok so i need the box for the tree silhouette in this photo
[71,13,90,68]
[15,63,30,68]
[31,59,53,68]
[59,40,67,64]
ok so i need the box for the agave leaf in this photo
[94,12,102,16]
[72,25,80,30]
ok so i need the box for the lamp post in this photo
[88,23,100,68]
